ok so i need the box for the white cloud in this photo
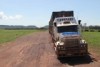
[15,15,23,20]
[9,16,15,19]
[0,12,8,20]
[0,11,23,20]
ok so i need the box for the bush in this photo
[98,30,100,32]
[84,29,89,32]
[90,29,95,32]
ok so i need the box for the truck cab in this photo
[53,17,88,57]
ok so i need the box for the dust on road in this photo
[0,31,99,67]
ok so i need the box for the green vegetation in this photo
[0,29,41,44]
[82,32,100,53]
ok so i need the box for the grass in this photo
[82,32,100,54]
[0,29,41,44]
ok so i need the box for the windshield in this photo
[57,25,78,33]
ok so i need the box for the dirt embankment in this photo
[0,31,100,67]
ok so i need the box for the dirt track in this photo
[0,31,100,67]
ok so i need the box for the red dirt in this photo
[0,31,100,67]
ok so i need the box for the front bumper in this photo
[56,47,88,57]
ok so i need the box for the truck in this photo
[49,11,88,57]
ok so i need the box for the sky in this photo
[0,0,100,27]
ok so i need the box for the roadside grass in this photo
[0,29,41,44]
[82,32,100,54]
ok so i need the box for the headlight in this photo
[55,41,64,46]
[80,40,87,44]
[59,42,64,45]
[80,40,87,47]
[57,46,65,50]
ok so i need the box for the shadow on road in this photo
[58,55,95,66]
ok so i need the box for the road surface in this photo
[0,31,100,67]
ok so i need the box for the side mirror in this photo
[78,20,81,25]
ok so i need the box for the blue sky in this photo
[0,0,100,27]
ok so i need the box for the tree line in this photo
[82,25,100,32]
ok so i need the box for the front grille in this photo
[62,38,80,47]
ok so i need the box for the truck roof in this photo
[49,11,74,23]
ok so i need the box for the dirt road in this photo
[0,31,100,67]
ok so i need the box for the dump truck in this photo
[49,11,88,57]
